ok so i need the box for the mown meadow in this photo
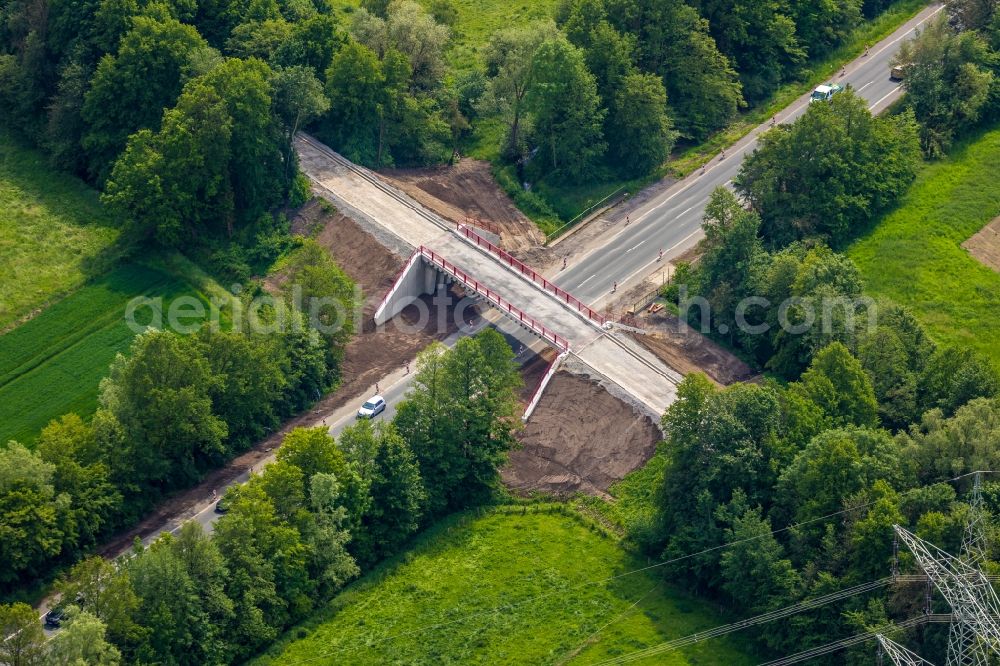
[0,132,123,330]
[252,506,755,665]
[848,124,1000,368]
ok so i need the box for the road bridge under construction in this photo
[296,133,681,418]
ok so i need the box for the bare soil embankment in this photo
[963,216,1000,273]
[505,371,662,499]
[379,159,544,251]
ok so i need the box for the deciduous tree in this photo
[895,15,994,156]
[0,444,67,586]
[793,342,878,427]
[480,20,556,160]
[736,90,921,246]
[341,420,425,565]
[46,607,121,666]
[608,71,676,176]
[82,16,209,181]
[525,34,606,180]
[97,330,228,490]
[0,602,46,666]
[395,329,521,516]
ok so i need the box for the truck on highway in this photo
[809,83,844,103]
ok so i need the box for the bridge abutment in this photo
[374,253,444,325]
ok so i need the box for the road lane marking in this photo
[858,80,874,92]
[579,274,597,286]
[582,5,945,298]
[872,88,900,110]
[679,206,693,216]
[625,239,648,253]
[869,4,943,61]
[606,229,704,294]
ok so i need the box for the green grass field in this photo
[0,263,217,446]
[430,0,560,71]
[326,0,560,72]
[252,506,756,665]
[0,132,124,330]
[847,125,1000,367]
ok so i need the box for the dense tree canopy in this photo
[525,34,606,181]
[736,89,921,247]
[895,15,995,156]
[82,16,211,182]
[480,20,558,160]
[0,321,526,663]
[394,329,522,516]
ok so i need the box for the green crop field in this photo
[848,125,1000,367]
[0,131,124,330]
[252,507,756,665]
[0,263,215,446]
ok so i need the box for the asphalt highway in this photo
[557,3,945,304]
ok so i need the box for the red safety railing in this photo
[463,216,502,236]
[419,246,569,351]
[457,225,607,327]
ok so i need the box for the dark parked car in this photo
[44,606,67,628]
[214,495,231,514]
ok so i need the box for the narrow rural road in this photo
[557,3,944,304]
[183,316,542,537]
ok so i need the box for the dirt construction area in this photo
[630,312,756,386]
[504,372,662,498]
[98,178,705,555]
[963,216,1000,273]
[379,159,544,251]
[101,201,460,557]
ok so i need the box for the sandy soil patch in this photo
[963,216,1000,273]
[378,159,544,251]
[630,310,757,386]
[504,371,662,498]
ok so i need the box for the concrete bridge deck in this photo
[296,134,680,417]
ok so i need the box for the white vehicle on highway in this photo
[357,395,386,419]
[809,83,844,103]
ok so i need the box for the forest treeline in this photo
[0,0,942,222]
[0,329,523,665]
[0,242,354,596]
[639,7,1000,658]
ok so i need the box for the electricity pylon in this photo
[894,524,1000,665]
[878,633,935,665]
[948,472,992,666]
[962,472,988,565]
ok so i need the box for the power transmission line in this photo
[758,616,930,665]
[948,471,991,666]
[895,524,1000,666]
[587,473,1000,666]
[590,578,894,665]
[878,634,935,666]
[282,471,991,665]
